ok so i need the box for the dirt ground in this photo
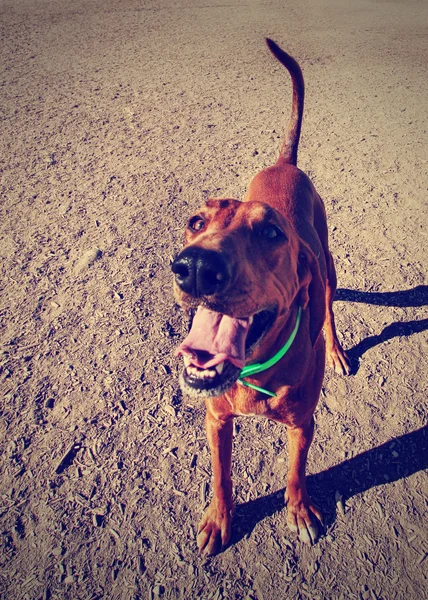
[0,0,427,598]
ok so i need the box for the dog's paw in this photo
[197,502,233,556]
[327,343,351,376]
[285,492,323,545]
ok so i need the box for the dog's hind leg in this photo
[313,197,351,375]
[324,251,351,375]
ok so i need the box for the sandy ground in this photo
[1,0,427,598]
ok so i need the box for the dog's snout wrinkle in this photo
[171,246,231,298]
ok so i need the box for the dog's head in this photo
[171,198,324,397]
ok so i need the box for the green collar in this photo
[237,306,302,397]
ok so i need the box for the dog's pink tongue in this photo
[176,306,250,369]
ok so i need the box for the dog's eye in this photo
[260,224,284,239]
[188,216,205,232]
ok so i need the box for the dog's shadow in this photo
[232,285,428,545]
[232,425,428,545]
[335,284,428,374]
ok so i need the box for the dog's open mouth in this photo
[175,306,276,396]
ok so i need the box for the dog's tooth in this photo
[187,365,218,380]
[183,356,191,367]
[249,316,254,326]
[215,362,224,375]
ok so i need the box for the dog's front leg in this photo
[285,418,323,545]
[197,408,234,556]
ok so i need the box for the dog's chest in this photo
[220,386,299,423]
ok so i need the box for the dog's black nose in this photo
[171,247,230,297]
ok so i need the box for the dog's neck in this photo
[238,304,303,397]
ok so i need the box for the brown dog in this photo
[171,39,350,556]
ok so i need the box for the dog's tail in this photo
[266,38,304,167]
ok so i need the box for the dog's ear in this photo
[297,243,326,345]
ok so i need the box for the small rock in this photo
[74,248,102,275]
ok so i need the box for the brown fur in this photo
[172,39,350,555]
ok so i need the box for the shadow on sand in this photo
[232,425,428,545]
[335,285,428,373]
